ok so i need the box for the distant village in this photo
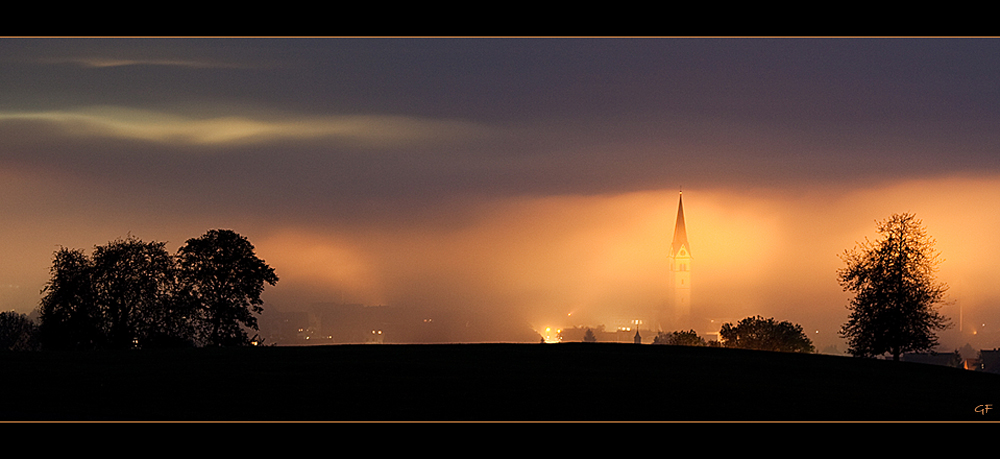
[258,191,1000,376]
[259,302,541,346]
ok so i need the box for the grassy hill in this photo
[1,343,997,421]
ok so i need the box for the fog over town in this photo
[2,38,1000,354]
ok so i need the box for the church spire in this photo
[669,190,692,328]
[670,191,690,258]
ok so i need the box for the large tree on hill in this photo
[39,238,187,350]
[838,213,950,361]
[38,231,277,350]
[719,316,814,353]
[90,237,183,349]
[39,247,102,350]
[177,229,278,346]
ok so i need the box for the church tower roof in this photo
[670,191,690,258]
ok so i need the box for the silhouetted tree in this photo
[719,316,814,353]
[39,238,186,350]
[38,231,276,350]
[90,236,183,349]
[177,229,278,347]
[652,329,706,346]
[0,311,39,351]
[583,328,597,342]
[838,213,950,361]
[38,247,102,350]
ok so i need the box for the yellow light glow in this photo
[217,178,1000,348]
[0,107,493,147]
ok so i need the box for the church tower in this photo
[669,191,691,327]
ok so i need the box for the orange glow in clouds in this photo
[254,190,793,330]
[10,168,996,351]
[250,175,1000,350]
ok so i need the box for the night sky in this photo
[3,37,1000,351]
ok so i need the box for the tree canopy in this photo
[653,329,706,347]
[91,237,179,349]
[38,230,277,350]
[177,229,278,347]
[838,213,950,361]
[0,311,39,351]
[39,247,104,349]
[719,316,814,353]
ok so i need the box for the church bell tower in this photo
[669,191,691,327]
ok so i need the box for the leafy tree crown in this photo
[719,316,814,353]
[838,213,949,360]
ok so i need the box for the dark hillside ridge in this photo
[1,343,996,421]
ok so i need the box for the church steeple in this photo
[670,191,690,259]
[669,190,692,327]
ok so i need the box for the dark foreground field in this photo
[1,343,997,421]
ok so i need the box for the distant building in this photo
[259,308,310,344]
[261,302,542,345]
[668,191,692,329]
[980,349,1000,374]
[560,192,694,339]
[558,325,658,344]
[366,329,385,344]
[315,303,396,343]
[900,351,963,368]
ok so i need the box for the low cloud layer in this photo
[3,38,999,351]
